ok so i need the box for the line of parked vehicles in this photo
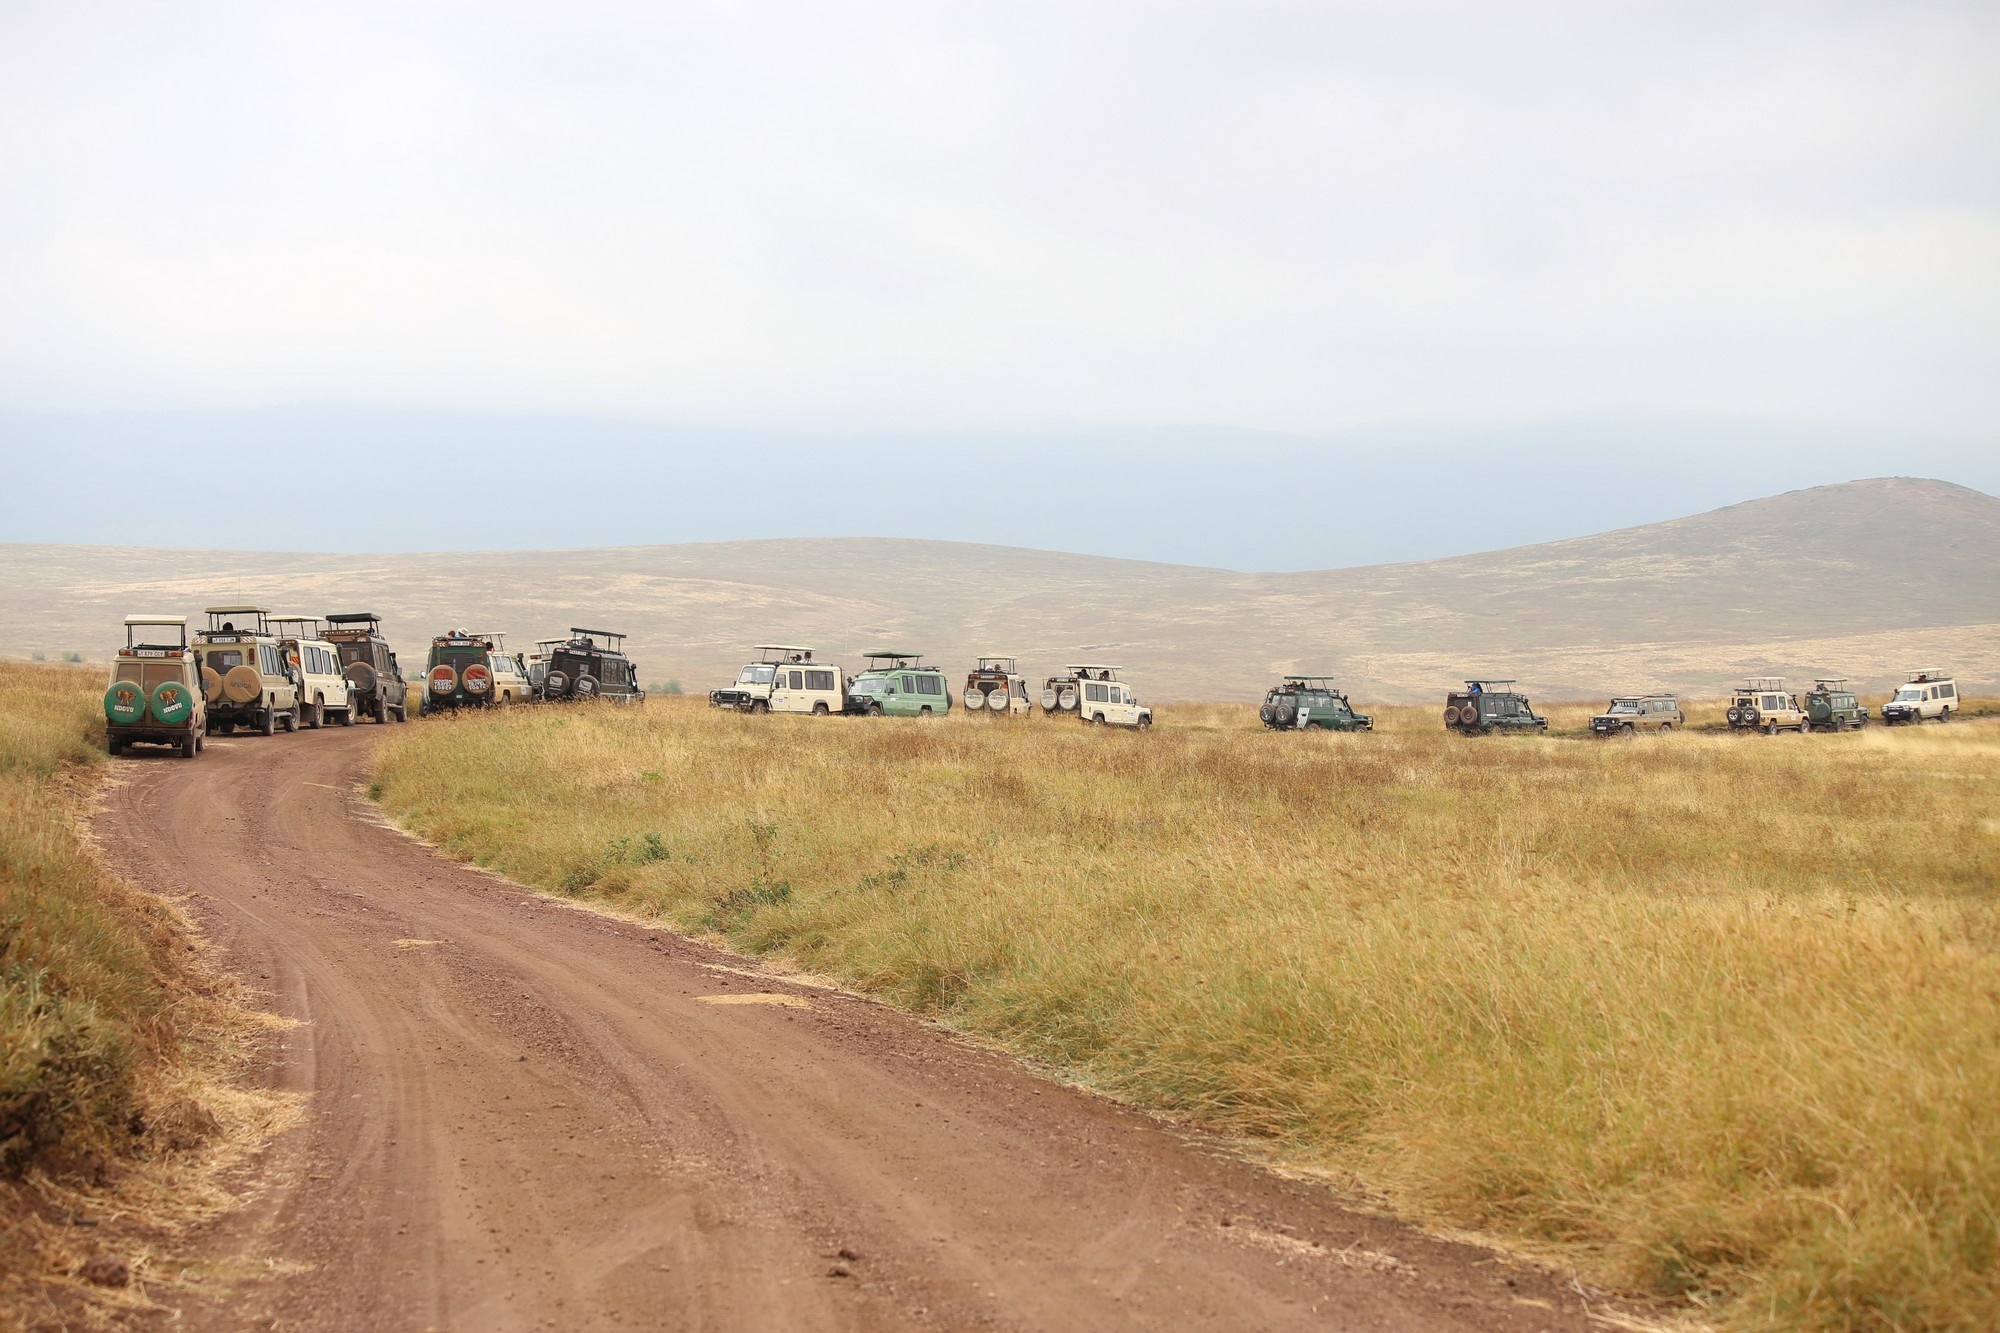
[98,610,1965,759]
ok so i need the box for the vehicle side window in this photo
[787,670,802,689]
[1086,682,1107,703]
[898,674,914,693]
[806,669,834,691]
[1943,684,1956,698]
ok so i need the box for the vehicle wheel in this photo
[217,720,235,736]
[375,696,389,724]
[1800,718,1812,735]
[752,700,769,715]
[262,709,277,736]
[283,708,299,733]
[195,730,205,753]
[180,730,197,759]
[305,698,322,729]
[813,702,828,715]
[1940,708,1952,723]
[108,739,124,756]
[1766,720,1779,736]
[919,706,933,717]
[1659,723,1673,733]
[1137,714,1152,730]
[338,706,354,726]
[866,702,883,717]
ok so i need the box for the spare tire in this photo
[149,679,193,726]
[544,669,568,698]
[1274,701,1297,726]
[201,665,224,703]
[1058,687,1078,711]
[1041,687,1058,711]
[574,674,598,698]
[964,688,985,711]
[1726,707,1741,724]
[223,664,263,704]
[1258,702,1275,725]
[1444,706,1463,727]
[346,661,378,694]
[105,681,146,725]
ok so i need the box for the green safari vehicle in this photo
[1803,678,1869,732]
[1260,677,1372,731]
[843,652,952,717]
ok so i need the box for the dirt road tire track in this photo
[101,729,1610,1331]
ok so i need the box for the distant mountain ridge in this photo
[2,477,1994,701]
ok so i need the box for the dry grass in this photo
[0,663,286,1325]
[374,697,2000,1330]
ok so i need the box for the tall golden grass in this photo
[376,698,2000,1330]
[0,663,276,1319]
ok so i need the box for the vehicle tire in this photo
[1767,720,1779,736]
[1800,718,1812,735]
[195,729,205,753]
[283,708,299,733]
[964,689,984,711]
[1940,708,1952,723]
[919,706,933,718]
[108,738,124,756]
[339,705,354,726]
[1137,714,1152,730]
[812,702,828,715]
[217,720,235,735]
[1274,702,1296,727]
[866,702,883,717]
[375,696,389,724]
[305,698,322,729]
[180,730,197,760]
[1059,687,1078,711]
[262,709,277,737]
[752,699,768,715]
[1620,723,1634,736]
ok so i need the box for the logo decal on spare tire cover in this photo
[462,663,491,692]
[150,680,193,724]
[105,681,145,724]
[430,665,457,693]
[223,663,263,704]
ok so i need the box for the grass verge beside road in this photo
[0,663,273,1320]
[374,698,2000,1330]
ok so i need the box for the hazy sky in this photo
[3,1,1997,439]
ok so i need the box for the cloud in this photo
[1,1,1995,435]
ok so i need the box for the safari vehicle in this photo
[1073,665,1152,729]
[1803,678,1869,732]
[1882,668,1960,725]
[1443,680,1548,735]
[962,656,1032,715]
[1726,677,1808,735]
[539,628,645,703]
[270,616,356,728]
[1590,693,1684,736]
[709,645,843,714]
[525,639,566,692]
[843,652,952,717]
[323,612,408,723]
[1260,677,1372,731]
[195,606,300,735]
[419,629,530,714]
[1040,668,1083,716]
[104,615,206,758]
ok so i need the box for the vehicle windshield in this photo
[1893,686,1924,701]
[738,664,776,685]
[1606,699,1641,714]
[850,677,884,695]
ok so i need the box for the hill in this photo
[2,477,1994,701]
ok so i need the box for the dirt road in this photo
[101,728,1613,1331]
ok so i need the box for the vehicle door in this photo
[773,667,802,713]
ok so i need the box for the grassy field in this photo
[375,697,2000,1330]
[0,663,270,1319]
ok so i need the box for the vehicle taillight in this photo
[429,665,457,694]
[462,663,491,693]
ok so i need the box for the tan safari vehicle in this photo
[195,606,300,735]
[270,616,357,728]
[104,615,206,759]
[962,656,1032,715]
[1881,668,1960,725]
[1072,664,1153,729]
[1726,676,1808,735]
[710,645,846,715]
[1590,693,1684,736]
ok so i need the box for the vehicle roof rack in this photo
[1742,676,1787,691]
[205,604,268,615]
[754,644,812,653]
[570,627,623,640]
[1811,677,1850,689]
[203,607,270,633]
[863,649,922,660]
[323,611,382,625]
[1068,663,1123,671]
[1464,679,1516,689]
[123,614,186,627]
[1907,667,1948,682]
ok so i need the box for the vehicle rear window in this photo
[206,650,244,671]
[916,675,942,696]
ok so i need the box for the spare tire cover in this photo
[1274,701,1296,724]
[345,661,378,692]
[574,675,597,696]
[1041,688,1058,710]
[149,679,193,725]
[105,680,146,725]
[201,665,224,703]
[1058,687,1078,710]
[545,670,568,696]
[223,664,263,704]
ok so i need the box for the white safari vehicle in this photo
[962,656,1032,715]
[710,645,845,715]
[269,615,357,728]
[1072,664,1153,729]
[1882,668,1960,725]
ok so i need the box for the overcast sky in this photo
[1,2,1996,561]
